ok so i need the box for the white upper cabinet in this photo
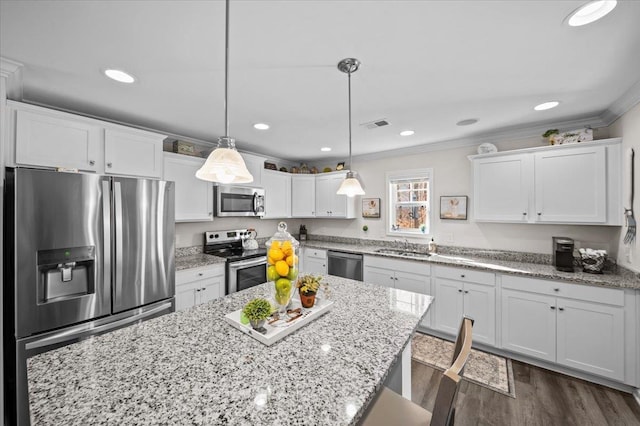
[470,139,622,225]
[291,175,316,217]
[12,102,166,179]
[104,128,164,178]
[163,153,213,222]
[15,109,101,172]
[473,154,531,222]
[315,171,356,218]
[534,146,606,223]
[262,169,291,218]
[240,152,265,187]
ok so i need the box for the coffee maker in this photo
[553,237,575,272]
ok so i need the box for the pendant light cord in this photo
[348,69,352,170]
[224,0,230,139]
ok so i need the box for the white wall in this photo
[176,218,305,248]
[308,132,621,256]
[609,102,640,271]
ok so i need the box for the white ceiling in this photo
[1,0,640,162]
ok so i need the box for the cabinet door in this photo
[364,265,395,288]
[463,283,495,345]
[262,170,291,218]
[534,146,606,223]
[104,128,164,178]
[433,279,464,336]
[241,153,264,187]
[328,174,348,217]
[315,175,334,217]
[395,270,430,295]
[304,257,327,275]
[501,289,556,362]
[473,154,531,222]
[163,153,213,222]
[175,286,197,311]
[198,279,223,305]
[15,110,101,171]
[291,175,316,217]
[556,299,624,381]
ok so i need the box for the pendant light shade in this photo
[195,137,253,184]
[196,0,253,184]
[337,171,365,196]
[337,58,365,198]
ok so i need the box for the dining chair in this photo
[359,316,474,426]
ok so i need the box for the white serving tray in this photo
[224,297,334,346]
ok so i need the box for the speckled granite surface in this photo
[301,241,640,290]
[175,253,225,271]
[27,277,433,425]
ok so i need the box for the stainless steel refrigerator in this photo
[3,167,175,425]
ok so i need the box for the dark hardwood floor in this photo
[411,359,640,425]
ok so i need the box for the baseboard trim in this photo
[417,326,637,394]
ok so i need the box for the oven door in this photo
[215,185,265,217]
[227,257,267,294]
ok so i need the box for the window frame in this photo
[385,168,434,238]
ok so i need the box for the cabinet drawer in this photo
[176,264,224,286]
[364,255,430,276]
[501,275,624,306]
[305,248,326,259]
[435,265,495,286]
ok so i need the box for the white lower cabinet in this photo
[303,248,327,275]
[175,264,224,311]
[163,153,213,222]
[500,276,626,382]
[432,266,496,346]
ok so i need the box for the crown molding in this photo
[354,114,606,162]
[0,57,22,78]
[600,79,640,126]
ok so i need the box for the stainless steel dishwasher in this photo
[327,250,363,281]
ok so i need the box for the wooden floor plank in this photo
[411,359,640,425]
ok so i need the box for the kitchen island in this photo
[27,276,432,425]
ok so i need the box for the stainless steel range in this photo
[203,229,267,295]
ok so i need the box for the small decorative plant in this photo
[243,298,272,326]
[297,275,322,295]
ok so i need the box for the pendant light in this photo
[196,0,253,184]
[336,58,365,197]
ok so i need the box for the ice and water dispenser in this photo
[37,246,96,303]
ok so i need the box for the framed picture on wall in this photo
[440,196,468,220]
[362,198,381,218]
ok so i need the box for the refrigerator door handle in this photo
[102,179,112,295]
[114,181,124,303]
[24,302,172,351]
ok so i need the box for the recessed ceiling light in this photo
[565,0,617,27]
[320,147,332,152]
[534,101,560,111]
[400,130,415,136]
[253,123,270,130]
[104,69,135,84]
[456,119,478,126]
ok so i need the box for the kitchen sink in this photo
[374,248,431,258]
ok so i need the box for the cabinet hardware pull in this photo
[89,160,95,166]
[537,212,542,216]
[553,288,559,292]
[460,274,465,278]
[196,289,201,292]
[523,212,527,215]
[558,307,564,311]
[550,306,556,309]
[464,290,469,294]
[209,212,212,216]
[458,289,463,293]
[198,273,203,276]
[107,162,113,168]
[390,277,394,280]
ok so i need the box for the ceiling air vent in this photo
[360,118,390,130]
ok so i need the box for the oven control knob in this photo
[215,234,219,238]
[208,234,214,239]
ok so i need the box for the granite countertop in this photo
[301,242,640,290]
[175,253,225,271]
[28,277,433,425]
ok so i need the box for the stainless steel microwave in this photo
[214,185,265,217]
